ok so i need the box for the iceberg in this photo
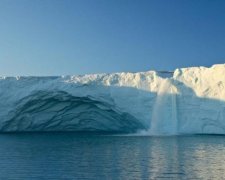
[0,64,225,135]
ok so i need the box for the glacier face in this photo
[0,64,225,134]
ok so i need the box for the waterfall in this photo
[171,86,178,134]
[149,79,178,135]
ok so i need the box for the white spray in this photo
[150,78,178,135]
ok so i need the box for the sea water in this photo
[0,133,225,179]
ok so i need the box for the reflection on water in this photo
[0,133,225,179]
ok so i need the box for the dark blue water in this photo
[0,133,225,179]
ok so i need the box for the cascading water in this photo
[150,78,178,135]
[171,85,178,134]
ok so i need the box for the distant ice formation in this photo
[0,64,225,135]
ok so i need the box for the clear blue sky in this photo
[0,0,225,75]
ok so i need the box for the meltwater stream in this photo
[150,79,178,135]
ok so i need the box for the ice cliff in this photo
[0,64,225,134]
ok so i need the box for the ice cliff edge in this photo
[0,64,225,134]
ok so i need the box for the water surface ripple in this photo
[0,133,224,179]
